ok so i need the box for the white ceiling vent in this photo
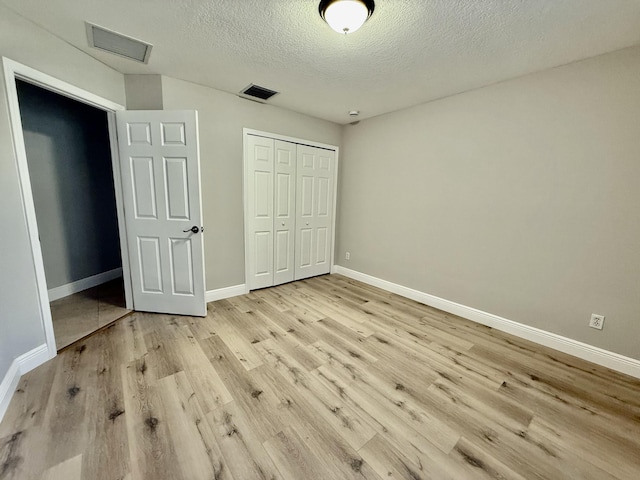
[239,84,279,103]
[86,22,152,64]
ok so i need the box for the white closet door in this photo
[247,135,275,289]
[295,145,335,280]
[273,140,296,285]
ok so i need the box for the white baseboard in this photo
[0,362,20,423]
[48,268,123,302]
[333,266,640,380]
[206,284,248,303]
[0,343,50,423]
[16,343,51,375]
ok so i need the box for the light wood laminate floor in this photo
[50,278,131,351]
[1,274,639,479]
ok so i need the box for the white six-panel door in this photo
[295,145,335,280]
[116,110,206,316]
[273,140,297,286]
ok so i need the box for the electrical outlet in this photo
[589,314,605,330]
[345,252,350,260]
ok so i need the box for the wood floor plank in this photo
[170,327,234,414]
[470,341,640,418]
[424,378,617,480]
[41,454,83,480]
[81,326,130,480]
[306,318,379,364]
[245,296,320,346]
[122,357,182,480]
[224,294,255,313]
[300,275,371,304]
[359,434,460,480]
[2,274,640,480]
[263,427,333,480]
[206,401,284,480]
[313,363,459,465]
[448,437,530,480]
[155,372,232,479]
[216,299,276,343]
[260,284,326,321]
[363,330,506,390]
[0,359,57,437]
[291,287,375,335]
[497,374,640,447]
[312,340,461,454]
[249,289,290,313]
[362,300,475,352]
[318,275,394,304]
[254,324,326,372]
[206,305,264,370]
[117,314,148,364]
[38,341,99,472]
[0,431,29,480]
[176,309,218,340]
[198,334,290,442]
[254,338,377,450]
[143,328,185,380]
[254,368,383,480]
[523,417,623,480]
[501,379,640,479]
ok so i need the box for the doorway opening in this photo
[3,57,133,360]
[15,79,131,350]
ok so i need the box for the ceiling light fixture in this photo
[319,0,375,35]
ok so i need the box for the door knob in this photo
[281,222,285,226]
[183,226,200,234]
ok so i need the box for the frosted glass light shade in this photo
[321,0,373,34]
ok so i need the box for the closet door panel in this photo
[316,227,329,266]
[317,176,330,217]
[254,231,271,275]
[299,228,313,267]
[299,175,314,216]
[314,149,334,272]
[273,140,296,285]
[295,145,335,280]
[247,135,275,289]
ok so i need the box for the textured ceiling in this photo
[4,0,640,124]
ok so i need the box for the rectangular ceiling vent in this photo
[86,22,152,64]
[239,84,279,102]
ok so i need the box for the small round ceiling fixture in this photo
[319,0,375,35]
[349,110,360,117]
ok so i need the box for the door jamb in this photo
[2,57,131,360]
[242,128,340,292]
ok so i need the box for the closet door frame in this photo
[243,128,339,291]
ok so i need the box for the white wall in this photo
[0,4,125,380]
[337,46,640,360]
[161,76,342,290]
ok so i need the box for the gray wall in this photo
[337,46,640,360]
[161,76,342,290]
[0,3,125,381]
[17,80,121,290]
[125,74,163,110]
